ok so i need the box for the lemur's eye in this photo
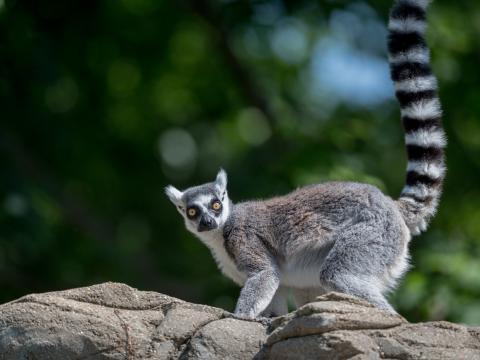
[212,201,222,211]
[187,207,197,218]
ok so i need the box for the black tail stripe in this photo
[391,62,432,81]
[403,116,442,132]
[396,90,437,107]
[406,171,442,187]
[391,3,426,21]
[388,32,427,54]
[406,145,444,162]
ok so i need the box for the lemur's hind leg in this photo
[321,271,395,313]
[292,287,327,308]
[319,222,401,313]
[262,286,289,317]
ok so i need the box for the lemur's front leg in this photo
[234,268,280,319]
[224,228,280,320]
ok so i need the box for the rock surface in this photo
[0,282,478,359]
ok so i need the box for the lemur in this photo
[165,0,445,318]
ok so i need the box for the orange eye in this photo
[212,201,222,211]
[187,208,197,218]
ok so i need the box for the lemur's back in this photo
[230,182,408,256]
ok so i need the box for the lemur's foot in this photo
[224,312,273,327]
[257,316,274,326]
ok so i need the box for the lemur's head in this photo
[165,169,231,235]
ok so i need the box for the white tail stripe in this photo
[405,129,446,148]
[401,0,431,10]
[389,46,430,64]
[407,161,445,179]
[401,184,440,199]
[401,99,442,119]
[395,76,437,92]
[388,18,427,34]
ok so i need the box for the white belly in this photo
[279,246,328,288]
[280,265,321,288]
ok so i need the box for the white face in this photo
[165,169,231,236]
[182,193,230,234]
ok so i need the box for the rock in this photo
[0,282,265,360]
[265,293,480,360]
[0,283,479,359]
[184,318,266,360]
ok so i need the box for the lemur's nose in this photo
[198,215,217,232]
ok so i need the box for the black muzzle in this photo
[198,215,217,232]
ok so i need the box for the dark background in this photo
[1,0,479,324]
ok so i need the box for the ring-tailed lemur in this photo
[165,0,445,317]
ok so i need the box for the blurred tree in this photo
[0,0,479,324]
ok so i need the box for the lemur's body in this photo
[166,0,445,318]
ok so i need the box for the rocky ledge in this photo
[0,282,479,359]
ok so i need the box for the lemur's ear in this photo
[165,185,184,209]
[215,168,228,194]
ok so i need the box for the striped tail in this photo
[387,0,446,235]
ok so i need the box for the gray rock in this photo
[265,293,480,360]
[0,283,478,360]
[182,318,267,360]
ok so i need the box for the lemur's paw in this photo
[256,316,274,326]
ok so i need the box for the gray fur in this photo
[165,0,444,318]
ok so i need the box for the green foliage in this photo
[1,0,479,324]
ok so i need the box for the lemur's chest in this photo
[199,231,246,285]
[209,242,246,285]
